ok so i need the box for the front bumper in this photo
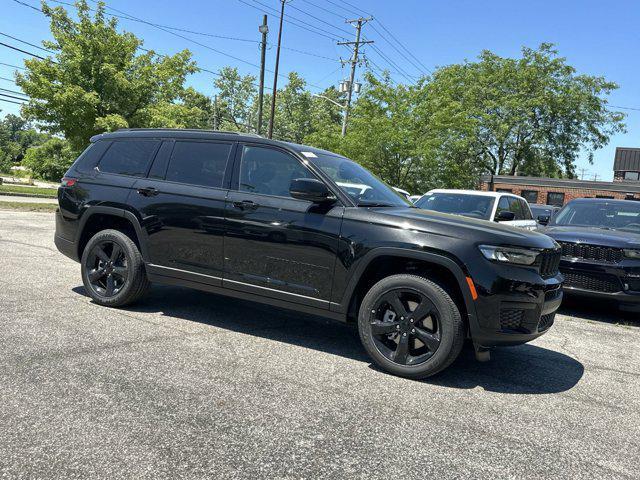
[467,261,563,348]
[559,258,640,310]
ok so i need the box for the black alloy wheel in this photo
[84,240,128,297]
[369,288,442,366]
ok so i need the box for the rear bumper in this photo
[54,233,79,262]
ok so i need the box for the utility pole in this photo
[213,95,219,130]
[338,17,373,137]
[577,167,589,180]
[257,15,268,135]
[267,0,287,139]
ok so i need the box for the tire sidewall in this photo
[358,275,461,378]
[81,230,140,307]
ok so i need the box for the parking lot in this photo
[1,209,639,479]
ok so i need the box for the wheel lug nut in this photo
[400,317,404,320]
[371,309,376,313]
[402,333,407,337]
[411,329,415,333]
[396,325,400,330]
[410,319,414,323]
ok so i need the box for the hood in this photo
[542,225,640,249]
[363,207,557,250]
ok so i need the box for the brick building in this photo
[613,147,640,181]
[479,175,640,207]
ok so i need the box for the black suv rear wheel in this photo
[81,229,150,307]
[358,274,464,379]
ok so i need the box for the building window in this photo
[596,195,614,199]
[521,190,538,203]
[624,172,640,181]
[546,192,565,206]
[496,188,512,193]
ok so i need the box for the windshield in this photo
[553,201,640,232]
[308,153,411,207]
[415,193,495,220]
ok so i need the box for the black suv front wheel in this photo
[358,274,465,379]
[81,229,150,307]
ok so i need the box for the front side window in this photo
[239,146,315,198]
[98,139,160,177]
[416,193,495,220]
[165,141,232,188]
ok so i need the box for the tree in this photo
[418,43,626,178]
[213,67,257,131]
[0,114,49,173]
[22,137,75,181]
[15,0,198,152]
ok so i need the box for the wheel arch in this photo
[337,248,477,327]
[77,206,149,261]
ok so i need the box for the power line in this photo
[367,43,416,83]
[286,2,353,37]
[374,21,432,75]
[0,31,55,54]
[369,23,429,76]
[0,92,27,102]
[0,76,16,83]
[0,97,25,105]
[0,61,25,70]
[0,87,27,97]
[0,41,49,61]
[609,105,640,112]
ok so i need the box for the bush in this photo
[22,138,76,182]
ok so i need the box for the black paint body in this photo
[55,129,563,348]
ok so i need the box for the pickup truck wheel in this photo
[80,229,150,307]
[358,274,464,379]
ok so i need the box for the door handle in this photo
[233,200,259,210]
[137,187,159,197]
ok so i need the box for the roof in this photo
[481,174,640,194]
[427,189,524,199]
[614,147,640,172]
[566,197,640,205]
[91,128,277,145]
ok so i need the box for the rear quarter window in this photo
[98,139,161,177]
[72,140,112,174]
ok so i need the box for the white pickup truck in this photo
[414,189,538,230]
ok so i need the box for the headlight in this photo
[479,245,540,266]
[624,249,640,259]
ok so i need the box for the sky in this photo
[1,0,639,181]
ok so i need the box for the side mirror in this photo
[289,178,335,204]
[537,214,551,225]
[495,210,516,222]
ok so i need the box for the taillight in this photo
[61,177,77,187]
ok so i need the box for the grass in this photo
[0,201,58,212]
[0,184,58,197]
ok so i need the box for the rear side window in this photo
[98,140,160,177]
[73,140,111,173]
[165,141,232,188]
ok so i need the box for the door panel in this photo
[223,144,343,306]
[128,140,234,281]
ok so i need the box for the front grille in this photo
[538,312,555,332]
[558,242,623,263]
[500,309,524,330]
[563,271,622,293]
[538,249,561,277]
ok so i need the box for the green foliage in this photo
[214,67,257,131]
[22,137,75,181]
[418,44,626,179]
[0,114,49,173]
[15,0,198,152]
[0,185,58,197]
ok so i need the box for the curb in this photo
[0,191,57,199]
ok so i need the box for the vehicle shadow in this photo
[73,284,584,394]
[559,295,640,326]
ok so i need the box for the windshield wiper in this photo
[357,201,396,207]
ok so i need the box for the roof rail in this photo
[115,128,262,138]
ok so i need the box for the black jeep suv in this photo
[55,129,562,378]
[542,198,640,312]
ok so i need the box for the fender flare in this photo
[334,247,478,326]
[76,205,150,261]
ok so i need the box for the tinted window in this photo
[624,172,640,181]
[416,193,494,220]
[310,152,410,207]
[98,140,160,177]
[73,140,111,173]
[166,141,232,188]
[496,196,510,216]
[148,141,174,180]
[553,201,640,232]
[521,190,538,203]
[547,192,565,206]
[239,146,314,197]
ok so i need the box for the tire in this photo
[357,274,465,379]
[80,229,150,307]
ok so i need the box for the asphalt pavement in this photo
[0,210,639,479]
